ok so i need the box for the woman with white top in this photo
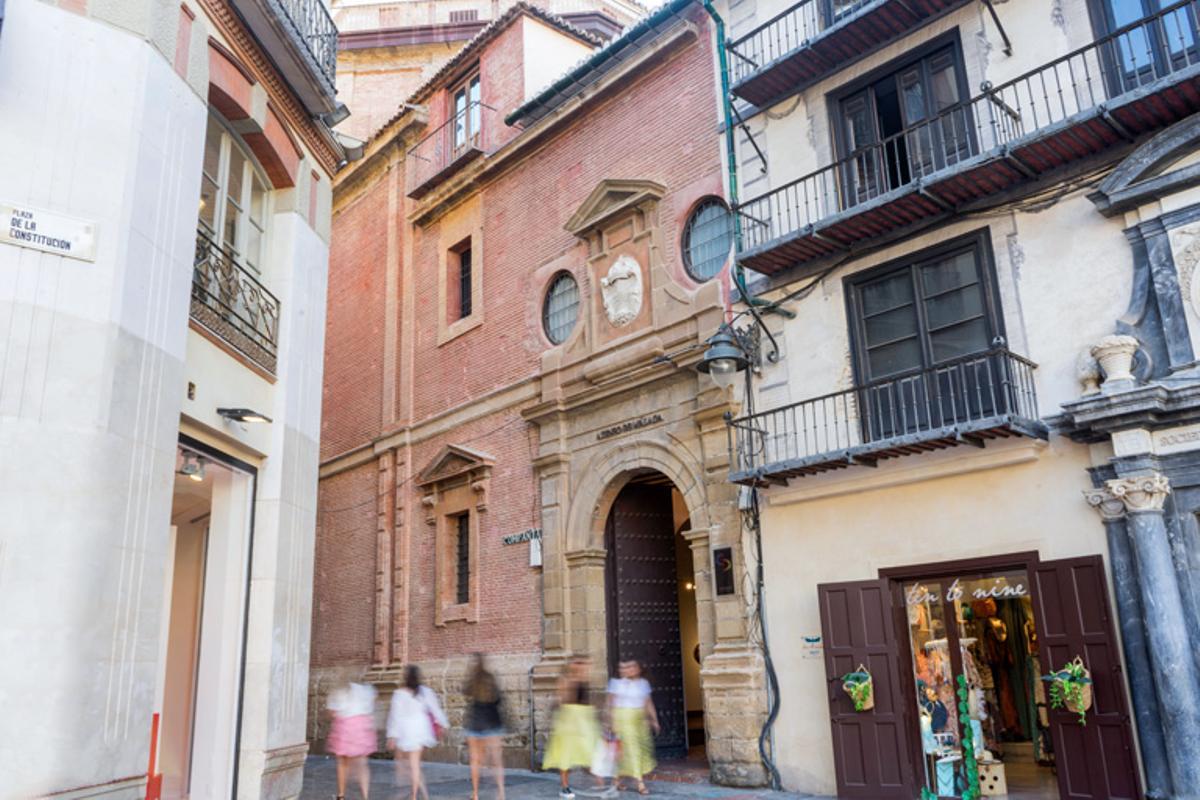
[386,665,448,800]
[606,660,659,795]
[326,680,378,800]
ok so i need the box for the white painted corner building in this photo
[0,0,347,796]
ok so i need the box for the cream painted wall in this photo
[759,437,1108,794]
[521,17,598,102]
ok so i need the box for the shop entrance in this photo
[818,554,1141,800]
[603,472,705,764]
[161,439,255,800]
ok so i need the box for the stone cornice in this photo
[1054,381,1200,442]
[199,0,340,174]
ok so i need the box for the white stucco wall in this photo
[0,2,332,797]
[0,1,204,795]
[522,16,598,101]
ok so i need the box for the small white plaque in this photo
[801,635,823,659]
[1154,424,1200,455]
[0,202,97,262]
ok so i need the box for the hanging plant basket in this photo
[1042,655,1092,725]
[842,665,874,712]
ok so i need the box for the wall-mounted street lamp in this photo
[695,318,780,389]
[217,407,273,424]
[696,326,751,389]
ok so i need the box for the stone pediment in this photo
[565,179,666,237]
[415,444,495,487]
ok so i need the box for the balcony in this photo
[231,0,339,114]
[192,229,280,375]
[407,102,499,199]
[728,0,972,107]
[726,349,1047,485]
[736,0,1200,278]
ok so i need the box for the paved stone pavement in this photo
[300,756,813,800]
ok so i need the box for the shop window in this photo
[681,197,733,282]
[198,115,270,272]
[903,570,1050,799]
[542,271,580,344]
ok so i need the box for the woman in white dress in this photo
[387,665,448,800]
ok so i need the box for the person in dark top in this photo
[542,656,600,800]
[464,652,506,800]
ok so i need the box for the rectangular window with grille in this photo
[458,246,472,319]
[455,512,470,605]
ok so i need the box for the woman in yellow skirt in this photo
[606,660,660,795]
[542,657,600,799]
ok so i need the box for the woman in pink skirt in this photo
[327,680,378,799]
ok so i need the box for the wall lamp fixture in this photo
[695,318,780,389]
[217,407,273,424]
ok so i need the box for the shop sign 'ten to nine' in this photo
[1,202,97,262]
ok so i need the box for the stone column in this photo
[1085,486,1173,799]
[1108,474,1200,791]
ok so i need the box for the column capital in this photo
[1083,486,1127,521]
[1107,473,1171,513]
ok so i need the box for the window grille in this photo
[543,272,580,344]
[455,513,470,605]
[458,247,472,318]
[682,198,733,281]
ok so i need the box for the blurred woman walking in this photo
[325,679,377,800]
[386,665,448,800]
[607,660,659,795]
[464,653,506,800]
[542,656,600,800]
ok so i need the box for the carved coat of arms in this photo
[600,255,643,327]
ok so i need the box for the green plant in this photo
[1042,657,1092,726]
[841,670,873,712]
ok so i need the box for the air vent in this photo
[449,9,479,23]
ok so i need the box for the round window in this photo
[682,197,733,282]
[543,271,580,344]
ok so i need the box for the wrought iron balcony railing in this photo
[407,101,500,199]
[276,0,339,91]
[727,349,1047,484]
[727,0,971,105]
[192,228,280,375]
[736,0,1200,273]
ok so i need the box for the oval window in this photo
[682,197,733,282]
[543,271,580,344]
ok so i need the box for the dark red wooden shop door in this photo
[1033,556,1142,799]
[817,579,917,798]
[605,483,687,759]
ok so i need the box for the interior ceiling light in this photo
[217,407,272,424]
[177,452,206,482]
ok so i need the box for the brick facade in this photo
[314,3,768,782]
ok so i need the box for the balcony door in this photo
[452,75,482,157]
[837,45,974,209]
[1094,0,1200,94]
[849,236,1001,442]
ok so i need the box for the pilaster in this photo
[1107,473,1200,791]
[1084,484,1172,798]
